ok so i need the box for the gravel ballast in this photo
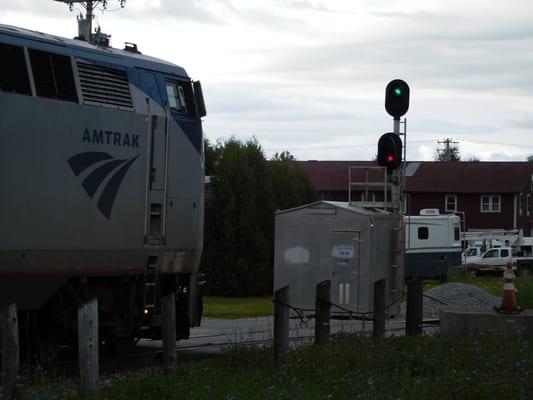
[399,282,501,319]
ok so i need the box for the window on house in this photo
[480,195,501,213]
[445,194,457,212]
[0,43,31,95]
[418,227,429,240]
[29,49,78,102]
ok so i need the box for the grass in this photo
[204,271,533,320]
[20,333,532,399]
[203,296,273,319]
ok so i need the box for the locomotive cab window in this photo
[0,43,32,95]
[29,49,78,103]
[165,79,195,116]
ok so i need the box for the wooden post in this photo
[373,279,386,337]
[78,296,99,397]
[273,286,289,366]
[315,280,330,345]
[0,304,19,400]
[161,276,177,369]
[406,278,423,335]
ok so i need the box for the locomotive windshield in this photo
[165,79,196,116]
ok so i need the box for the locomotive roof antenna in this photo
[54,1,126,44]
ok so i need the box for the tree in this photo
[435,138,461,162]
[204,138,223,176]
[200,139,316,296]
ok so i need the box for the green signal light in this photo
[394,87,402,96]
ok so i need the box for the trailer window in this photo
[165,79,195,116]
[29,49,78,102]
[418,227,429,240]
[0,43,31,95]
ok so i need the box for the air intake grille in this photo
[77,61,132,108]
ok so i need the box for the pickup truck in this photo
[462,247,533,276]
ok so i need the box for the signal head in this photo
[377,132,402,174]
[385,79,410,119]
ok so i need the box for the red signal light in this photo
[377,132,402,174]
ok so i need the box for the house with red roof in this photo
[297,161,533,235]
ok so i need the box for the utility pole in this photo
[53,1,126,43]
[437,138,460,162]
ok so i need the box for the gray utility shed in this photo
[274,201,403,317]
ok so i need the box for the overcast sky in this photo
[2,0,533,161]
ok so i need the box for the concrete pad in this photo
[440,306,533,338]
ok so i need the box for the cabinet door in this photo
[330,232,360,307]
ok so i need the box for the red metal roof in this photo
[296,161,533,194]
[295,161,377,192]
[406,162,533,193]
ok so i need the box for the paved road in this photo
[138,315,416,357]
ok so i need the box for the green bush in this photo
[201,139,316,296]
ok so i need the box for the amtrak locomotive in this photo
[0,23,206,354]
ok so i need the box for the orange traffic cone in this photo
[496,260,521,314]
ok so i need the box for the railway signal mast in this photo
[378,79,409,213]
[54,1,126,44]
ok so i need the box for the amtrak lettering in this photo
[82,128,139,148]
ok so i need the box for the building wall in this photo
[407,192,516,231]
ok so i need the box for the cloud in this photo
[512,117,533,130]
[2,1,533,162]
[487,153,528,162]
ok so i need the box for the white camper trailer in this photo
[404,209,462,278]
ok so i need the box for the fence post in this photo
[0,303,19,400]
[315,280,330,345]
[406,278,423,335]
[273,286,289,366]
[373,279,386,337]
[78,295,99,397]
[161,276,177,369]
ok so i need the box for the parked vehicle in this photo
[404,209,462,278]
[462,247,533,275]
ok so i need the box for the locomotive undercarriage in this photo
[18,273,196,362]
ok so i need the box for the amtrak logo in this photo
[68,152,139,219]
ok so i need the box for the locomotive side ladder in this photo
[144,255,158,312]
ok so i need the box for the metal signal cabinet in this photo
[274,201,403,317]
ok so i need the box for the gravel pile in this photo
[399,282,501,319]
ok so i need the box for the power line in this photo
[263,138,533,153]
